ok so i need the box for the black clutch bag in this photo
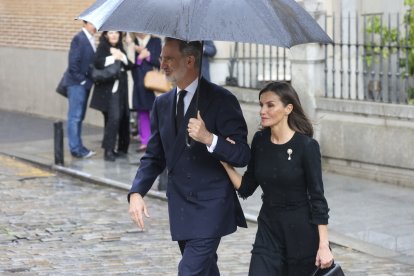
[55,75,67,97]
[311,262,345,276]
[55,71,68,98]
[90,61,121,83]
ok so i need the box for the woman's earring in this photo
[287,149,293,160]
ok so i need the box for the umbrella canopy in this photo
[79,0,332,48]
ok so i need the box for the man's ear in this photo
[186,55,195,67]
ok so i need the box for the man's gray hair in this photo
[165,37,202,68]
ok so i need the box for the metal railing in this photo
[324,12,414,104]
[225,42,291,89]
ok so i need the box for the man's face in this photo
[160,40,189,84]
[84,22,97,35]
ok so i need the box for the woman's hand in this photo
[218,137,242,190]
[220,137,236,167]
[220,137,236,168]
[110,48,123,60]
[226,137,235,144]
[134,45,145,53]
[315,244,334,269]
[138,48,150,60]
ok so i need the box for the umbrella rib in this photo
[79,0,126,30]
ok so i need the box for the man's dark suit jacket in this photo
[129,78,250,241]
[63,30,95,90]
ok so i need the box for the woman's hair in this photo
[100,31,123,49]
[259,81,314,137]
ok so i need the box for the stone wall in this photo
[229,86,414,188]
[0,47,103,127]
[316,98,414,187]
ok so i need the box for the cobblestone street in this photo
[1,155,413,275]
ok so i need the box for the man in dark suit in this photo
[157,39,216,191]
[128,38,250,275]
[63,20,96,158]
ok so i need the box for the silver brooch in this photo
[287,149,293,160]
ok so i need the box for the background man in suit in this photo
[63,20,96,158]
[128,38,250,275]
[201,40,217,82]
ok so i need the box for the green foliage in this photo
[365,16,398,68]
[365,1,414,103]
[408,87,414,104]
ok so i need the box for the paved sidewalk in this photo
[1,109,414,266]
[2,155,413,275]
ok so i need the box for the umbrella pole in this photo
[186,40,204,148]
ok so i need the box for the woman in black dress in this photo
[90,31,133,161]
[221,82,333,275]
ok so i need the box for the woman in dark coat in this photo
[131,33,162,152]
[221,82,334,275]
[90,31,133,161]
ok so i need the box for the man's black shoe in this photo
[113,150,127,158]
[104,150,116,162]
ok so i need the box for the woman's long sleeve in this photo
[303,139,330,225]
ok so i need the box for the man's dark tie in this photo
[175,90,187,133]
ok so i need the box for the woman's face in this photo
[259,91,292,128]
[135,33,146,39]
[106,31,120,46]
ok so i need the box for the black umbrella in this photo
[79,0,332,146]
[79,0,331,47]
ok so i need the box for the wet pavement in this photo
[0,154,247,275]
[1,155,414,275]
[1,109,414,274]
[0,154,252,275]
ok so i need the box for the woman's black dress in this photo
[238,129,330,276]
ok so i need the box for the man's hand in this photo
[188,111,213,146]
[128,193,150,230]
